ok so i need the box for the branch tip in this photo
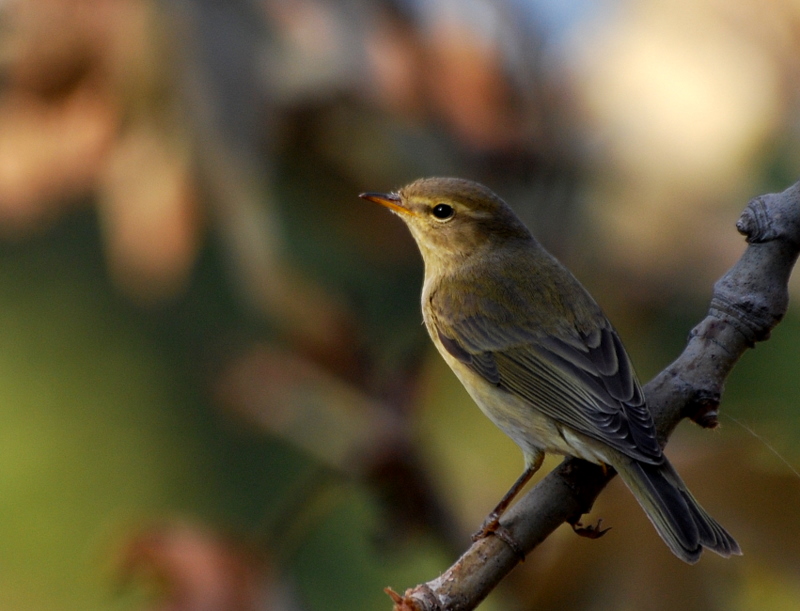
[386,586,441,611]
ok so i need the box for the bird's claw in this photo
[472,516,525,560]
[569,518,611,539]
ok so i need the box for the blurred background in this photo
[1,0,799,609]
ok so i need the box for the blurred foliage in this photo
[0,0,800,610]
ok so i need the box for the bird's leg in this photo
[472,453,544,557]
[566,462,612,539]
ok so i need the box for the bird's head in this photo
[360,177,532,270]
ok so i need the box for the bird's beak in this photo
[359,192,415,217]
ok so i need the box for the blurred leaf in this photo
[120,522,280,611]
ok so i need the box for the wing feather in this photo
[434,299,662,464]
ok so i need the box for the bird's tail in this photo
[614,456,741,563]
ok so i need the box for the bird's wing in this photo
[434,309,663,464]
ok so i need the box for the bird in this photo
[359,177,740,563]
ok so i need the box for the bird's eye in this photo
[431,203,454,221]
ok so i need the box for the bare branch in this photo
[391,180,800,611]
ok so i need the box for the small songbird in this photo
[360,177,740,563]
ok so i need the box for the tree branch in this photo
[389,180,800,611]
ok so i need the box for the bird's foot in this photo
[472,516,525,560]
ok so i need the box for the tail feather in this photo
[614,456,741,563]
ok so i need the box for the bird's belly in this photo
[446,358,611,466]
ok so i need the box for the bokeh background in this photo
[1,0,800,609]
